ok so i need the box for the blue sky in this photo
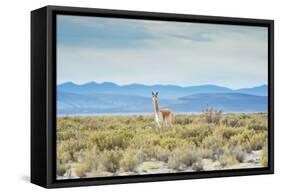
[57,15,268,89]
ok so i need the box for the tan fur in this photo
[160,109,174,123]
[152,92,174,127]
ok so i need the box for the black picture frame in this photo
[31,5,274,188]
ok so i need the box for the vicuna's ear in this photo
[156,92,158,95]
[152,91,154,95]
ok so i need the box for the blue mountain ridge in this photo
[58,82,267,98]
[57,82,268,115]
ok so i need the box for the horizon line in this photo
[57,81,268,90]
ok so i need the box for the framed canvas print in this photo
[31,5,274,188]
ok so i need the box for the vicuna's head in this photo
[152,91,158,102]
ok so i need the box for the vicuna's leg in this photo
[171,113,175,125]
[163,117,168,127]
[165,114,173,126]
[155,122,161,131]
[154,116,161,132]
[168,113,175,133]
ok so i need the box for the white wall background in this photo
[0,0,278,193]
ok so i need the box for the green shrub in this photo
[261,144,268,166]
[220,127,242,139]
[218,154,238,167]
[57,112,268,177]
[222,117,246,127]
[248,119,267,131]
[154,146,171,162]
[229,130,256,152]
[98,149,123,173]
[57,144,72,163]
[201,148,213,159]
[75,163,88,177]
[185,149,202,166]
[91,129,133,150]
[57,163,68,176]
[202,133,224,151]
[91,146,100,170]
[223,118,239,127]
[249,132,267,150]
[130,132,161,159]
[176,116,193,125]
[159,137,178,150]
[203,105,223,124]
[167,148,201,169]
[174,124,212,146]
[119,148,144,171]
[167,149,184,170]
[231,146,245,163]
[74,149,96,177]
[132,132,160,148]
[211,148,224,161]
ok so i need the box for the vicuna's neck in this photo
[153,99,159,113]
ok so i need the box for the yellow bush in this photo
[57,150,71,164]
[91,129,133,150]
[261,145,268,167]
[201,148,213,159]
[75,162,89,178]
[175,115,193,125]
[167,147,202,169]
[154,146,171,162]
[229,130,255,152]
[173,124,212,145]
[167,149,185,170]
[203,106,223,124]
[132,132,160,148]
[57,162,68,176]
[249,132,267,151]
[57,113,268,177]
[249,119,267,131]
[119,148,143,171]
[230,145,246,163]
[218,154,238,167]
[202,133,224,151]
[160,137,195,150]
[73,146,100,177]
[159,137,178,150]
[98,149,123,173]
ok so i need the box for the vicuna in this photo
[152,91,175,128]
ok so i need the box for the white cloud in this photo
[57,15,268,89]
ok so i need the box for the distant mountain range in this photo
[57,82,268,115]
[58,82,268,98]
